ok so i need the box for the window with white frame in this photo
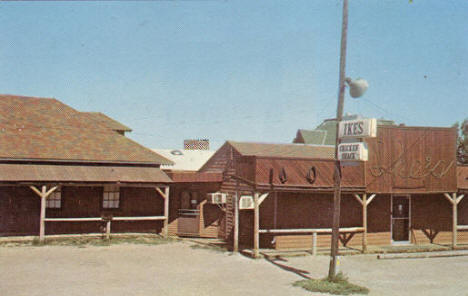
[103,185,120,209]
[46,187,62,209]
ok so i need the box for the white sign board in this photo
[338,118,377,139]
[338,142,368,161]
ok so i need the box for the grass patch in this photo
[0,235,177,248]
[189,243,227,253]
[293,272,369,295]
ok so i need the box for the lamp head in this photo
[345,77,369,98]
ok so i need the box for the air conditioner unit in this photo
[208,192,227,204]
[239,195,254,210]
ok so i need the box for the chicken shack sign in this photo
[338,142,368,161]
[338,118,377,162]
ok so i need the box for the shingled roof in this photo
[227,141,335,159]
[82,112,132,133]
[0,94,172,165]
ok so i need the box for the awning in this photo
[0,163,172,184]
[166,171,223,183]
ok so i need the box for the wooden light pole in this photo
[328,0,348,280]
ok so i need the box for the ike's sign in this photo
[338,142,368,161]
[338,118,377,139]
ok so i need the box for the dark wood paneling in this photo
[1,186,167,236]
[0,187,40,235]
[411,194,451,231]
[368,195,391,233]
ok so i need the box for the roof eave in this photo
[0,157,172,166]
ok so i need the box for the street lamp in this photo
[328,0,368,280]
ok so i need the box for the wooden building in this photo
[0,95,173,241]
[200,125,467,256]
[153,148,225,238]
[165,171,224,238]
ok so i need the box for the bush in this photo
[293,272,369,295]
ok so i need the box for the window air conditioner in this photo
[239,195,254,210]
[208,192,227,204]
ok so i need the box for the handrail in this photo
[44,216,166,222]
[259,227,364,234]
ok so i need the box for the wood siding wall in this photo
[0,186,166,236]
[0,187,40,235]
[167,183,223,238]
[366,126,457,194]
[200,144,246,241]
[411,194,468,244]
[254,158,365,188]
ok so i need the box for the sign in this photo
[338,118,377,139]
[338,142,368,161]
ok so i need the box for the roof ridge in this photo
[227,140,333,147]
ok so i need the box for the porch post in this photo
[354,193,376,253]
[234,181,240,252]
[273,191,278,229]
[164,186,170,238]
[30,185,58,243]
[444,193,465,249]
[253,191,260,258]
[155,186,170,237]
[39,186,47,242]
[362,194,367,252]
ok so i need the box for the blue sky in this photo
[1,0,467,149]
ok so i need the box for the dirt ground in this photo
[1,240,468,296]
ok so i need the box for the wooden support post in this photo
[273,191,278,229]
[155,186,170,237]
[30,185,58,244]
[257,193,270,206]
[39,186,47,243]
[444,193,465,249]
[312,232,317,256]
[354,193,376,253]
[452,195,457,249]
[362,194,367,253]
[106,221,111,240]
[164,186,170,238]
[253,192,260,258]
[233,180,239,252]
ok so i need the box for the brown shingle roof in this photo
[82,112,132,132]
[0,94,172,165]
[0,163,172,183]
[227,141,335,159]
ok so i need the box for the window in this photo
[103,185,120,209]
[46,187,62,209]
[180,191,199,209]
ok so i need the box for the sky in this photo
[0,0,467,150]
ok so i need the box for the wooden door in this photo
[392,195,410,242]
[177,191,200,236]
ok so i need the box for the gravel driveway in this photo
[1,240,467,296]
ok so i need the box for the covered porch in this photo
[0,163,172,242]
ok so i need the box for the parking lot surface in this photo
[1,241,467,296]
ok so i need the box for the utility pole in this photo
[328,0,348,280]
